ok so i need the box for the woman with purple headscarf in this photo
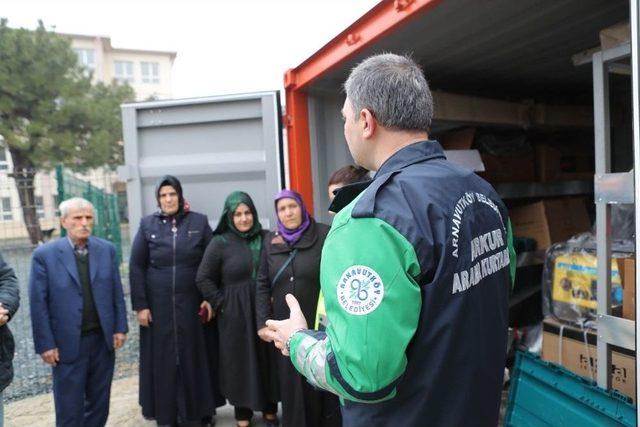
[256,190,340,427]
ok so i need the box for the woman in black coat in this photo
[196,191,279,427]
[256,189,341,427]
[129,175,223,426]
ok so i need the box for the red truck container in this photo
[282,1,639,420]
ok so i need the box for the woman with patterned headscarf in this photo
[256,190,340,427]
[196,191,279,427]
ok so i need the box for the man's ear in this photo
[361,108,376,139]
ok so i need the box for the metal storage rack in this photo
[592,1,638,397]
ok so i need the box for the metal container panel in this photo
[308,92,353,224]
[119,92,283,239]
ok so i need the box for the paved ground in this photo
[4,375,278,427]
[5,374,511,426]
[5,376,152,427]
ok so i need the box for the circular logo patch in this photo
[337,265,385,315]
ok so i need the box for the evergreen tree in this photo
[0,19,134,243]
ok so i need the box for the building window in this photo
[35,196,45,220]
[0,198,11,221]
[74,48,96,72]
[114,61,134,83]
[0,140,9,171]
[141,62,160,84]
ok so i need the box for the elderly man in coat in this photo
[29,197,128,427]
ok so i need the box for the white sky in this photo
[2,0,379,98]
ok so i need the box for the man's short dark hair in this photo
[344,53,433,132]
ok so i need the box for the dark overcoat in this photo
[130,210,219,424]
[196,230,278,410]
[256,220,329,326]
[0,254,18,392]
[256,220,341,427]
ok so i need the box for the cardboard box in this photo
[618,257,636,320]
[440,127,475,150]
[479,153,536,183]
[536,144,594,183]
[509,198,591,250]
[542,318,636,402]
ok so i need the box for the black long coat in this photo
[0,254,18,392]
[255,220,329,327]
[256,220,341,427]
[196,231,278,410]
[130,210,219,424]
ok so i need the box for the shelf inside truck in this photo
[495,180,593,200]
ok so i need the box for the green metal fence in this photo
[55,165,122,261]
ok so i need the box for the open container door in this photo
[284,0,443,220]
[118,91,285,239]
[633,0,640,421]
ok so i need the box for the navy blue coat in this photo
[338,141,512,426]
[130,210,219,424]
[29,237,128,363]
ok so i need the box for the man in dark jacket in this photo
[0,254,19,426]
[266,53,515,426]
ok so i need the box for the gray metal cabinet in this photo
[118,92,284,239]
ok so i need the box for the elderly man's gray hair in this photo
[344,53,433,132]
[59,197,94,218]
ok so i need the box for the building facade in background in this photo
[0,33,176,240]
[67,33,176,100]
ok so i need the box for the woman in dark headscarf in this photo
[196,191,279,427]
[129,175,224,426]
[256,190,341,427]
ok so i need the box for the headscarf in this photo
[155,175,185,216]
[274,189,311,245]
[214,191,263,279]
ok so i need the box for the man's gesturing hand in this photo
[257,327,273,343]
[265,294,308,356]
